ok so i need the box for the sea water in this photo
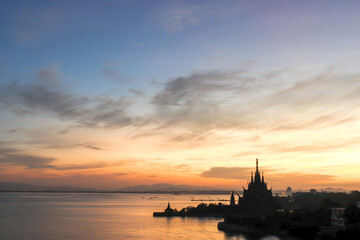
[0,193,279,240]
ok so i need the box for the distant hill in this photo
[0,182,93,192]
[2,182,349,194]
[118,183,226,192]
[284,188,350,193]
[0,182,228,193]
[320,187,349,193]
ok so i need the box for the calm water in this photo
[0,193,279,240]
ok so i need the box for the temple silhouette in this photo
[154,158,279,217]
[237,158,278,215]
[154,159,360,238]
[242,158,272,203]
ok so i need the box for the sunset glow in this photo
[1,0,360,190]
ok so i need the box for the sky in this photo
[1,0,360,190]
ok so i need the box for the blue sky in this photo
[1,0,360,189]
[2,0,359,92]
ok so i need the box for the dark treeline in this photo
[283,191,360,211]
[154,191,360,239]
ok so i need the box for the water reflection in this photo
[0,193,279,240]
[224,232,280,240]
[223,232,247,240]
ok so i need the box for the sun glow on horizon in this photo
[1,0,360,191]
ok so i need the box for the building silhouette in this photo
[285,186,292,196]
[230,191,235,205]
[242,159,272,201]
[238,159,279,215]
[164,202,174,214]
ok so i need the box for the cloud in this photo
[150,68,284,131]
[0,79,136,128]
[270,115,355,131]
[43,142,103,151]
[268,71,360,110]
[83,143,102,151]
[100,68,131,84]
[266,137,360,153]
[269,172,335,185]
[9,126,105,150]
[55,162,108,170]
[0,146,126,171]
[155,1,248,33]
[201,167,253,180]
[39,68,57,80]
[0,147,55,169]
[151,68,360,137]
[169,130,213,143]
[156,3,204,33]
[129,89,144,96]
[152,70,247,106]
[37,64,62,84]
[201,166,336,187]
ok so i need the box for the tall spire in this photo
[254,158,261,182]
[230,191,235,205]
[262,171,264,182]
[251,172,253,182]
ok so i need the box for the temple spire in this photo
[262,171,264,182]
[254,159,261,182]
[165,202,174,214]
[251,172,253,182]
[230,191,235,205]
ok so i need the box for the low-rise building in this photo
[331,208,346,228]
